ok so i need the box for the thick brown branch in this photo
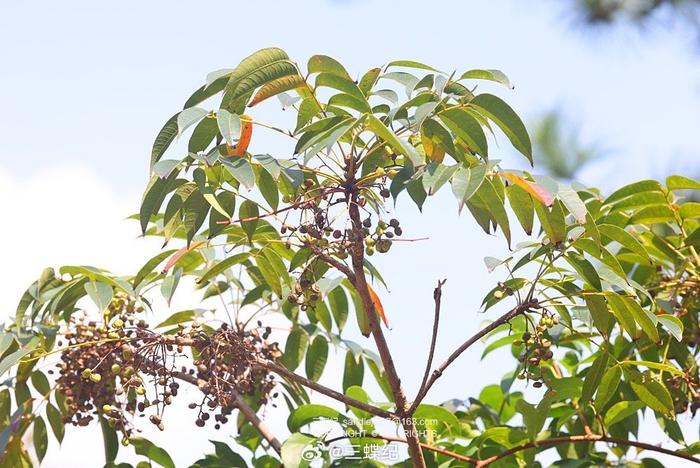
[416,279,446,404]
[305,242,356,281]
[347,199,427,468]
[140,356,283,454]
[258,359,399,422]
[476,434,700,467]
[410,301,533,412]
[157,336,396,421]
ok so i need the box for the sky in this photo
[1,1,699,466]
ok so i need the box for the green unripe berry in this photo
[113,319,124,328]
[366,246,375,256]
[121,437,130,447]
[89,373,102,383]
[102,404,112,413]
[81,369,92,379]
[111,364,121,374]
[135,386,145,395]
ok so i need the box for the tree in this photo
[1,48,699,467]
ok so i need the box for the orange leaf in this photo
[227,115,253,157]
[500,172,554,206]
[367,283,389,328]
[162,241,205,273]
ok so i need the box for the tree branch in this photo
[347,199,427,468]
[416,279,446,404]
[409,301,534,413]
[139,356,283,454]
[257,359,399,422]
[475,434,700,467]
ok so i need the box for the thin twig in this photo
[416,279,446,402]
[409,301,534,413]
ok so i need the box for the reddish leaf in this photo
[500,172,553,206]
[227,115,253,157]
[367,283,389,328]
[162,241,205,273]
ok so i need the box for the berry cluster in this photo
[515,311,559,388]
[56,294,281,444]
[187,322,280,430]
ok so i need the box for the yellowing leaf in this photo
[500,172,553,206]
[249,75,306,107]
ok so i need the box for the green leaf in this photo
[152,159,180,179]
[155,310,195,328]
[239,200,259,243]
[584,293,611,337]
[667,175,700,190]
[280,328,309,371]
[516,399,550,441]
[222,48,297,111]
[422,163,457,195]
[305,335,329,382]
[222,157,255,190]
[597,224,651,262]
[460,69,513,88]
[197,252,249,284]
[440,108,488,157]
[680,202,700,219]
[250,74,305,107]
[216,109,241,146]
[150,113,178,168]
[129,437,175,468]
[257,168,279,210]
[328,287,349,334]
[342,350,364,392]
[620,296,659,342]
[101,415,119,463]
[629,205,675,225]
[451,165,487,211]
[595,365,621,410]
[603,180,663,205]
[621,361,683,375]
[604,401,644,427]
[628,371,674,417]
[188,116,219,153]
[469,93,532,164]
[281,433,316,468]
[287,404,344,432]
[386,60,440,72]
[208,440,247,466]
[30,371,51,396]
[475,177,511,247]
[366,114,422,166]
[46,402,64,443]
[177,107,208,135]
[307,55,350,78]
[315,73,366,103]
[33,416,48,462]
[0,337,40,376]
[605,293,638,339]
[345,386,373,420]
[506,184,534,235]
[657,314,683,341]
[84,281,113,312]
[565,253,601,291]
[581,352,608,405]
[557,185,587,223]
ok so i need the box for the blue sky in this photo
[1,1,699,466]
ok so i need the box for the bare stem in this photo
[409,301,533,413]
[416,279,446,403]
